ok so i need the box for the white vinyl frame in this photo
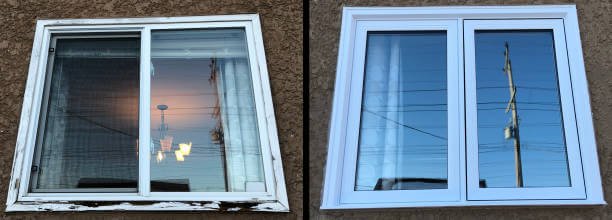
[6,14,289,212]
[322,5,605,209]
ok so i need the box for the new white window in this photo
[7,15,288,212]
[322,5,605,209]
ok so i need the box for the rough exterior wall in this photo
[0,0,302,219]
[310,0,612,219]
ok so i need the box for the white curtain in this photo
[358,36,402,190]
[216,58,265,192]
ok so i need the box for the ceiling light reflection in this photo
[179,142,192,156]
[175,150,185,162]
[156,151,164,163]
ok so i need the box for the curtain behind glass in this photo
[356,31,448,191]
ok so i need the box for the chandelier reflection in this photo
[155,104,192,163]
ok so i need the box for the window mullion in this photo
[139,27,152,197]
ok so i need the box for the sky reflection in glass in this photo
[475,30,570,188]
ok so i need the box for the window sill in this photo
[320,199,606,210]
[6,200,289,212]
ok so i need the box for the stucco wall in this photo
[310,0,612,219]
[0,0,302,219]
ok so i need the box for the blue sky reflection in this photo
[475,30,570,188]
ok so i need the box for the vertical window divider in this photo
[139,27,151,197]
[457,17,468,203]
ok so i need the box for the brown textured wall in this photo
[0,0,302,219]
[310,0,612,219]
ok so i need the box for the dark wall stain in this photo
[0,0,302,219]
[309,0,612,219]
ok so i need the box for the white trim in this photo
[6,200,286,212]
[36,14,260,26]
[28,36,58,192]
[17,28,52,201]
[563,7,604,203]
[7,20,45,207]
[457,17,468,203]
[250,14,290,208]
[19,192,275,202]
[321,199,605,210]
[7,15,288,212]
[139,27,152,197]
[244,21,276,197]
[322,5,605,209]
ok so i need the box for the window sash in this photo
[29,34,141,193]
[12,18,284,204]
[340,20,461,204]
[464,19,586,200]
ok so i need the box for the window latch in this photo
[48,48,54,53]
[31,165,38,173]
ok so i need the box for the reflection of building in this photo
[373,178,487,190]
[209,58,225,145]
[374,178,447,190]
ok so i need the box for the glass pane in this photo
[30,36,140,192]
[355,31,448,191]
[150,29,266,192]
[475,30,570,188]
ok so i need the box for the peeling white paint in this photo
[6,201,290,212]
[7,202,220,212]
[251,202,289,212]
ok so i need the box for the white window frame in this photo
[340,20,460,204]
[465,19,585,200]
[322,5,605,209]
[6,15,289,212]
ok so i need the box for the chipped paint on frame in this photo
[5,14,290,212]
[6,201,289,212]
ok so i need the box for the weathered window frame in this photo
[7,15,289,212]
[322,5,605,209]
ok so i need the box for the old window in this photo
[7,15,288,212]
[322,5,604,209]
